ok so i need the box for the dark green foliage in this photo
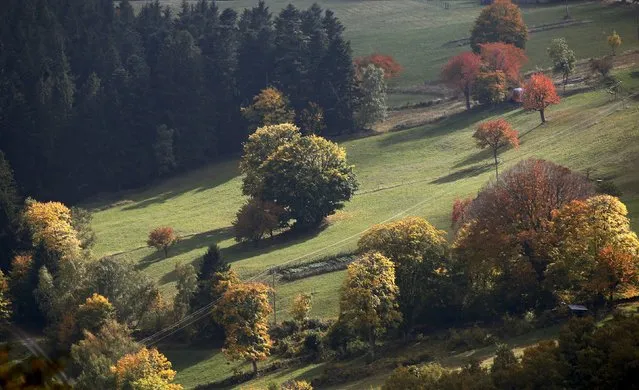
[70,207,97,251]
[0,0,357,203]
[0,151,23,271]
[595,179,623,197]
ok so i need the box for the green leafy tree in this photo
[71,207,97,252]
[358,217,449,331]
[339,252,401,360]
[470,0,528,53]
[261,135,358,229]
[473,71,507,105]
[241,87,296,132]
[173,263,197,322]
[547,38,576,92]
[356,64,387,129]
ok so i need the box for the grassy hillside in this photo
[133,0,639,91]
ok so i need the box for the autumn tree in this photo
[473,119,519,179]
[339,252,401,360]
[608,30,622,56]
[217,282,272,375]
[147,227,178,258]
[71,320,140,390]
[544,195,639,304]
[298,102,326,135]
[454,159,593,314]
[70,207,97,252]
[480,42,528,84]
[358,217,449,330]
[239,123,302,198]
[76,293,116,335]
[441,52,482,110]
[382,364,446,390]
[290,293,312,323]
[473,71,507,105]
[233,199,285,243]
[0,270,10,323]
[356,64,388,128]
[241,87,296,132]
[355,53,403,79]
[547,38,576,92]
[111,347,182,390]
[470,0,528,53]
[523,73,560,124]
[451,197,473,231]
[281,380,314,390]
[260,135,358,229]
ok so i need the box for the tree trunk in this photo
[464,89,471,110]
[251,360,258,376]
[493,147,499,180]
[540,109,546,123]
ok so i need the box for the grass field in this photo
[134,0,639,89]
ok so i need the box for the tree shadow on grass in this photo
[136,226,234,270]
[430,163,494,184]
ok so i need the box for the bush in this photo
[595,180,623,197]
[301,331,323,359]
[232,199,284,243]
[146,227,178,257]
[446,326,497,351]
[281,380,313,390]
[499,313,534,338]
[344,339,369,359]
[589,56,613,78]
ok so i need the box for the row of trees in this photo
[0,0,360,203]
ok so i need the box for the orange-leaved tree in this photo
[111,347,182,390]
[441,52,482,110]
[217,282,272,375]
[473,119,519,179]
[451,197,473,231]
[339,252,401,360]
[470,0,528,53]
[147,227,178,258]
[479,42,528,84]
[355,53,403,79]
[523,73,560,124]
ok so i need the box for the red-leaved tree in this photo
[523,73,560,124]
[473,119,519,179]
[480,42,528,84]
[451,197,473,230]
[441,52,482,110]
[355,54,403,79]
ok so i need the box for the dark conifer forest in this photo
[0,0,359,202]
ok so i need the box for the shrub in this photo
[595,180,623,197]
[589,56,613,78]
[281,380,313,390]
[446,326,496,351]
[301,331,323,358]
[499,313,534,338]
[290,293,312,323]
[233,199,284,243]
[146,227,178,257]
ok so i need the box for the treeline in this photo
[0,0,358,202]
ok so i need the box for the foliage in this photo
[71,320,140,390]
[0,344,71,389]
[76,293,116,335]
[595,180,623,197]
[473,118,519,178]
[146,227,178,258]
[470,0,528,53]
[173,263,198,322]
[111,347,182,390]
[241,87,296,132]
[261,135,358,229]
[70,207,97,252]
[523,73,561,123]
[479,42,528,84]
[547,38,576,92]
[153,125,177,177]
[358,216,449,330]
[233,199,285,243]
[217,282,273,374]
[446,326,496,351]
[298,102,326,135]
[239,123,302,198]
[454,159,593,315]
[382,364,446,390]
[281,380,314,390]
[0,151,22,271]
[473,71,507,105]
[608,30,622,55]
[290,293,313,323]
[23,199,81,262]
[451,197,473,230]
[544,195,639,303]
[356,64,388,129]
[0,270,10,322]
[339,252,401,358]
[589,56,614,78]
[441,52,482,110]
[354,53,403,79]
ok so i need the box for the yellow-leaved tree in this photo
[544,195,639,304]
[290,293,312,323]
[217,282,272,375]
[0,270,10,322]
[22,199,81,261]
[76,293,116,335]
[608,30,622,56]
[111,347,182,390]
[339,252,401,360]
[358,216,448,332]
[241,87,295,132]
